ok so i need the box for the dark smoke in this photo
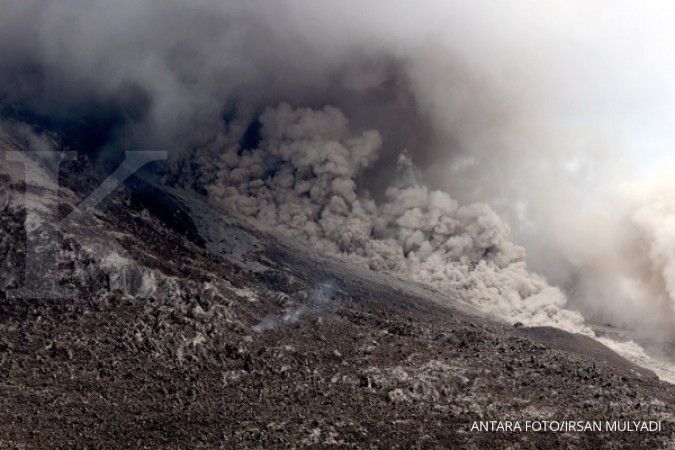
[0,1,438,179]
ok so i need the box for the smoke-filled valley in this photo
[198,103,586,332]
[1,0,675,447]
[2,0,673,338]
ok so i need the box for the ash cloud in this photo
[207,103,587,333]
[0,0,437,176]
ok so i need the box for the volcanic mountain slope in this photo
[0,150,673,449]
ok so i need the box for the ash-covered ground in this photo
[0,147,673,449]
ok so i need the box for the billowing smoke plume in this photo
[551,171,675,342]
[205,103,587,332]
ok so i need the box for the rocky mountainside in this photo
[0,149,673,449]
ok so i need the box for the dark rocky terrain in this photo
[0,151,673,449]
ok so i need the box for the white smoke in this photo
[252,281,336,332]
[554,169,675,342]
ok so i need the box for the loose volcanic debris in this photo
[0,156,673,449]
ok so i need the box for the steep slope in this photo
[0,150,673,449]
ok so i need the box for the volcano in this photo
[0,135,672,449]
